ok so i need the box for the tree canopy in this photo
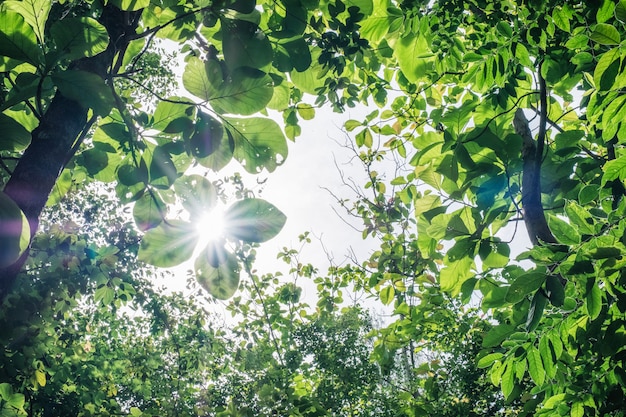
[1,0,626,416]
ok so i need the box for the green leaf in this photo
[589,23,621,45]
[51,70,115,116]
[222,18,273,69]
[395,34,433,83]
[578,184,599,205]
[594,48,620,91]
[138,220,199,267]
[505,272,545,304]
[547,215,580,245]
[602,154,626,185]
[50,17,109,60]
[552,7,570,32]
[196,127,234,171]
[0,191,31,268]
[496,21,513,37]
[4,0,51,42]
[46,169,73,206]
[500,362,515,398]
[226,116,288,173]
[514,42,533,67]
[133,192,165,231]
[477,352,503,369]
[223,198,286,243]
[616,0,626,23]
[195,247,240,300]
[211,68,274,115]
[296,104,315,120]
[546,275,565,307]
[173,175,218,218]
[355,128,373,148]
[182,57,222,101]
[571,401,584,417]
[0,113,31,151]
[379,285,395,305]
[527,346,545,385]
[152,99,194,133]
[586,284,602,319]
[564,202,595,235]
[439,256,473,296]
[0,11,43,65]
[109,0,150,11]
[526,291,548,331]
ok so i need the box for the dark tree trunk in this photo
[513,108,557,245]
[0,5,139,303]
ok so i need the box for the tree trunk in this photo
[0,5,139,303]
[513,108,557,245]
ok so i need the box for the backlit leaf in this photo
[505,272,545,304]
[4,0,51,42]
[223,198,286,243]
[50,17,109,60]
[0,191,31,268]
[51,70,115,116]
[195,247,240,300]
[225,116,288,173]
[0,11,43,65]
[138,220,198,267]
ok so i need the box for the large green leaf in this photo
[222,18,273,69]
[505,272,546,304]
[223,198,286,243]
[547,215,580,245]
[51,70,115,116]
[138,220,198,267]
[0,11,43,65]
[589,23,621,45]
[182,57,222,101]
[0,191,30,268]
[152,99,195,133]
[50,17,109,60]
[4,0,51,42]
[188,112,224,158]
[225,116,288,173]
[133,192,166,231]
[394,34,433,83]
[196,127,234,171]
[173,175,218,219]
[211,68,274,115]
[195,247,240,300]
[439,256,473,296]
[0,113,31,151]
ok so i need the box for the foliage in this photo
[330,0,626,415]
[2,0,626,416]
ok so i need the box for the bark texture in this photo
[0,5,139,303]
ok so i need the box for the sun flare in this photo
[195,207,227,248]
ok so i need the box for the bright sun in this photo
[195,207,227,248]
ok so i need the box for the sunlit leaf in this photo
[590,23,621,45]
[211,68,274,115]
[0,11,43,65]
[505,272,545,304]
[586,283,602,319]
[51,70,115,116]
[133,192,166,231]
[526,346,545,385]
[0,191,30,268]
[195,247,240,300]
[225,116,288,173]
[138,220,198,267]
[4,0,51,42]
[174,175,218,218]
[50,17,109,60]
[182,57,222,101]
[223,198,286,243]
[395,34,433,83]
[547,215,580,245]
